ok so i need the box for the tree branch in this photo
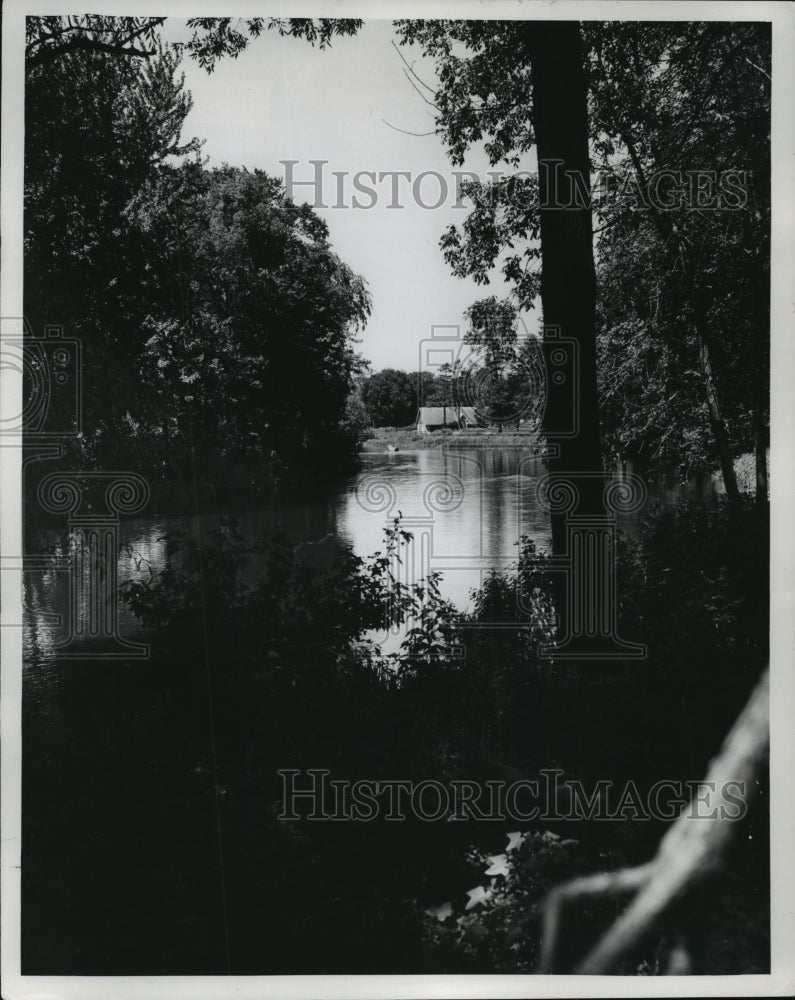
[26,17,166,65]
[537,666,769,974]
[402,67,438,109]
[744,56,771,82]
[381,119,436,138]
[27,34,158,67]
[391,40,437,94]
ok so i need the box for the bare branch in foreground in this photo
[537,666,769,974]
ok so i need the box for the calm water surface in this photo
[24,447,724,660]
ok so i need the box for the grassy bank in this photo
[361,426,543,451]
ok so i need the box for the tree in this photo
[464,298,518,371]
[24,36,201,468]
[127,164,371,493]
[25,16,363,69]
[361,368,417,427]
[417,370,450,407]
[25,19,372,497]
[461,297,522,429]
[26,16,168,65]
[397,21,769,502]
[586,22,770,499]
[396,19,605,551]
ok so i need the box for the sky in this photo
[160,19,538,372]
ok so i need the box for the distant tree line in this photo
[357,368,477,429]
[358,304,545,431]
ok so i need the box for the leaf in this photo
[506,830,525,852]
[484,853,510,878]
[465,884,492,910]
[463,921,488,943]
[426,900,453,922]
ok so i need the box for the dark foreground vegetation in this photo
[23,497,768,974]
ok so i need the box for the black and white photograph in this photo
[1,2,793,996]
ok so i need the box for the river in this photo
[23,446,724,663]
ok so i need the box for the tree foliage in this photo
[361,368,417,427]
[24,37,200,469]
[394,20,770,491]
[127,164,371,494]
[26,16,168,65]
[25,20,371,501]
[586,22,770,486]
[25,16,363,69]
[26,499,768,972]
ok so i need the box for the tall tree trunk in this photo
[527,22,604,556]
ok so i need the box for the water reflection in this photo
[24,448,725,661]
[338,450,552,610]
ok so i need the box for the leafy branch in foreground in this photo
[26,16,363,70]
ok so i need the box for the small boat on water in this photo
[387,444,399,452]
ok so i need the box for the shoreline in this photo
[360,430,766,498]
[361,428,544,452]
